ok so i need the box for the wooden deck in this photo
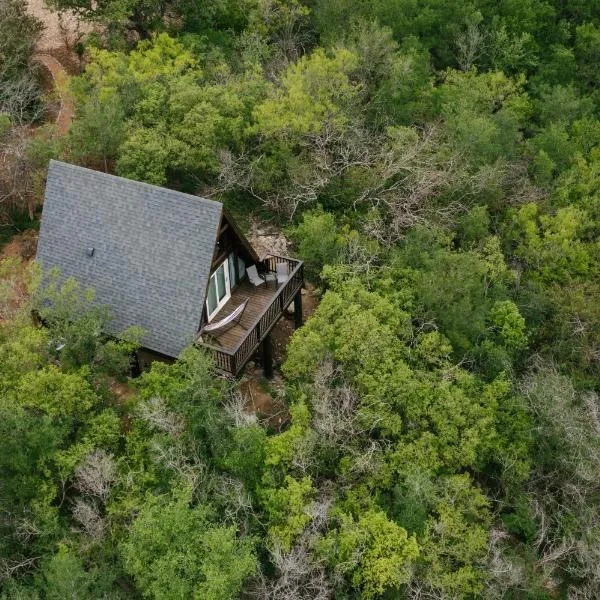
[197,255,304,375]
[199,279,279,352]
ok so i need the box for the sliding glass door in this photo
[206,259,231,321]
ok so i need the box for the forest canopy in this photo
[1,0,600,598]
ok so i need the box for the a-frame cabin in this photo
[36,161,304,376]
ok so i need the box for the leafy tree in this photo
[261,475,315,551]
[253,47,360,138]
[121,489,256,599]
[69,93,126,171]
[575,23,600,93]
[30,266,143,375]
[506,202,594,284]
[0,399,62,573]
[435,68,531,165]
[42,544,114,599]
[45,0,175,39]
[0,0,43,122]
[320,509,419,598]
[418,474,491,597]
[289,207,342,279]
[71,33,266,187]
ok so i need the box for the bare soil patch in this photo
[108,378,137,403]
[27,0,92,53]
[0,230,38,323]
[240,377,289,430]
[33,54,75,135]
[0,229,39,262]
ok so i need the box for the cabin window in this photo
[206,258,231,321]
[238,256,246,280]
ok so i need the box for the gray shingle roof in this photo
[36,160,223,357]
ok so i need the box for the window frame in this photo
[206,258,231,322]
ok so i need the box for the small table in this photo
[264,272,277,288]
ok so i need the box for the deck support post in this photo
[262,333,274,379]
[294,290,303,330]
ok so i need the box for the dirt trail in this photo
[27,0,91,52]
[33,54,74,135]
[27,0,93,134]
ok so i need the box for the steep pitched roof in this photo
[36,160,223,357]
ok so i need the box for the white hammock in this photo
[201,298,249,334]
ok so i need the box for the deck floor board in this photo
[201,279,282,352]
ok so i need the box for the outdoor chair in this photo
[276,262,291,285]
[247,265,265,287]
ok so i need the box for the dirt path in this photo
[27,0,92,134]
[27,0,91,52]
[33,54,74,135]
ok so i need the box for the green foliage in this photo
[117,125,182,185]
[0,398,61,563]
[320,509,419,598]
[121,490,256,599]
[507,202,594,284]
[575,23,600,92]
[419,474,491,596]
[489,300,527,350]
[30,266,143,374]
[435,69,530,165]
[4,0,600,595]
[263,398,311,478]
[71,33,266,187]
[69,93,126,169]
[289,207,341,279]
[0,113,11,137]
[42,544,114,599]
[261,475,315,550]
[388,227,523,368]
[253,47,360,138]
[16,366,96,421]
[501,497,537,543]
[341,20,433,125]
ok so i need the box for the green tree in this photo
[121,490,256,599]
[42,544,112,600]
[575,23,600,93]
[0,399,62,572]
[46,0,174,39]
[289,207,342,279]
[320,509,419,598]
[418,474,491,597]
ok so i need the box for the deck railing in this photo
[199,255,304,375]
